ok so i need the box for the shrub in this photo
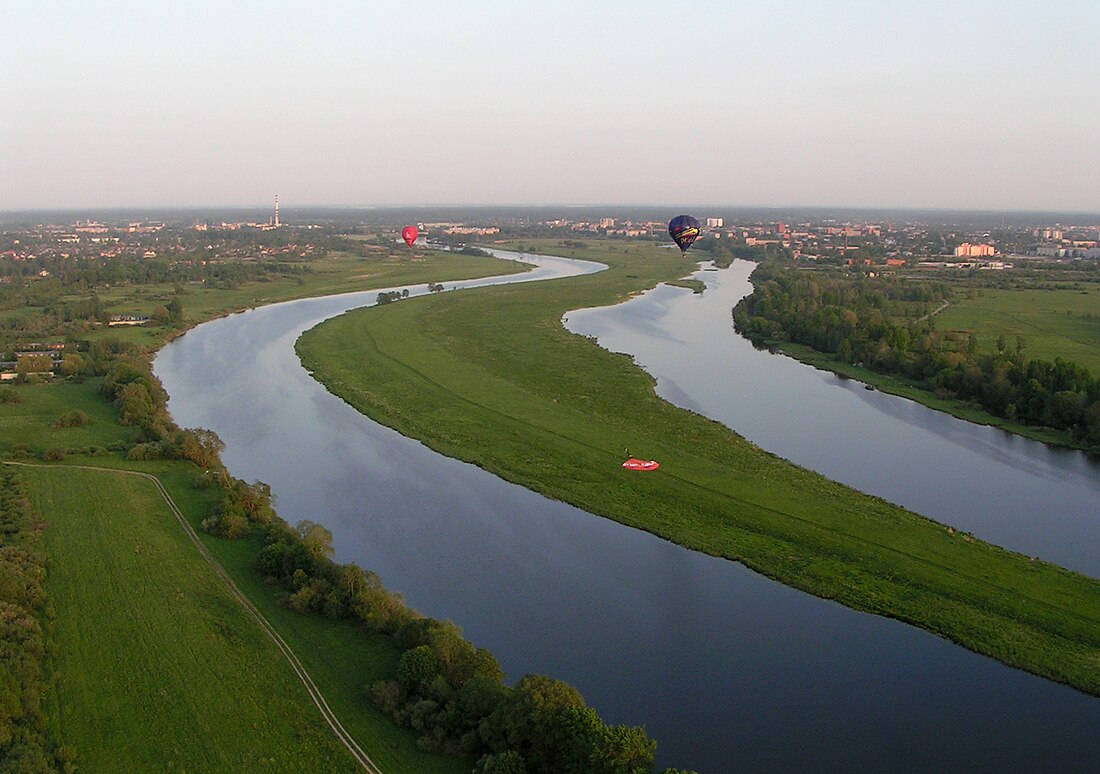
[52,410,89,428]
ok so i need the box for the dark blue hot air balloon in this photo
[668,215,701,254]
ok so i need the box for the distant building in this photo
[706,217,724,228]
[108,315,150,326]
[954,242,996,257]
[442,226,500,236]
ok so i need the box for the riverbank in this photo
[771,341,1079,450]
[297,239,1100,698]
[731,260,1096,454]
[2,250,529,772]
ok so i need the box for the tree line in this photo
[201,481,687,773]
[733,262,1100,451]
[0,469,71,772]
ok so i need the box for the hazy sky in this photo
[4,1,1099,212]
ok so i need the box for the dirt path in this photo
[917,299,950,322]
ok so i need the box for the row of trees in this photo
[87,339,228,467]
[194,465,682,772]
[733,262,1100,450]
[0,470,70,772]
[246,510,672,773]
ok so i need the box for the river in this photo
[154,251,1100,773]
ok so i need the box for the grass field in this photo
[297,238,1100,698]
[29,465,361,773]
[936,285,1100,375]
[0,379,134,455]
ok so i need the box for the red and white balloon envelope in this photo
[622,458,659,471]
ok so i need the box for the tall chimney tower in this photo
[274,194,280,228]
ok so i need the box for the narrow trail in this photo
[5,460,384,774]
[917,299,951,322]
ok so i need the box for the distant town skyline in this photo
[4,1,1099,212]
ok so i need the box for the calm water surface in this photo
[155,252,1100,773]
[566,260,1100,577]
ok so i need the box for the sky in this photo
[3,0,1099,212]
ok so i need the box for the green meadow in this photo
[298,238,1100,697]
[29,464,360,773]
[0,379,133,455]
[936,285,1100,375]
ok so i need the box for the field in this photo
[29,464,360,773]
[297,238,1100,698]
[936,285,1100,375]
[0,379,133,455]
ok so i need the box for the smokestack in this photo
[274,194,280,228]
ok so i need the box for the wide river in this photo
[155,252,1100,773]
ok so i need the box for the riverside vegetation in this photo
[732,261,1100,452]
[297,238,1100,704]
[1,245,689,772]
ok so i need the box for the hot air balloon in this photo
[401,225,418,247]
[668,215,701,254]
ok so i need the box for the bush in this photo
[126,443,163,461]
[52,409,89,428]
[42,448,66,462]
[0,388,20,404]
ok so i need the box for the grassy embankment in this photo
[766,283,1100,450]
[298,238,1100,697]
[4,249,521,772]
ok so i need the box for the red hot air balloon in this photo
[402,225,419,247]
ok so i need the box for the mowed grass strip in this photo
[297,239,1100,696]
[936,286,1100,375]
[29,466,360,774]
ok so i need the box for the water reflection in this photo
[155,252,1100,773]
[566,260,1100,576]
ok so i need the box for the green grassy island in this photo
[297,239,1100,697]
